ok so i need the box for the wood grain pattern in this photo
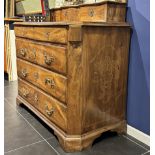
[67,25,83,135]
[14,22,130,27]
[107,3,126,22]
[16,38,67,74]
[4,18,23,22]
[53,9,62,21]
[17,58,67,103]
[82,26,131,133]
[79,4,107,22]
[18,78,67,131]
[55,120,125,152]
[14,26,68,44]
[61,8,79,22]
[51,2,126,22]
[15,22,131,152]
[16,94,126,152]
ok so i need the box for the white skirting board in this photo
[127,125,150,146]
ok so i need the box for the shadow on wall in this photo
[126,0,150,135]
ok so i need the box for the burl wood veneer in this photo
[14,22,131,152]
[51,1,126,22]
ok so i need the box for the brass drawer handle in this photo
[44,52,55,65]
[88,8,94,17]
[20,88,29,98]
[44,55,55,65]
[45,104,54,116]
[23,90,29,98]
[20,48,26,57]
[21,69,28,78]
[45,78,55,89]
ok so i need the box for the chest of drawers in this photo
[51,1,126,22]
[14,22,131,152]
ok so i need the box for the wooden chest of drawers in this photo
[14,22,131,152]
[51,1,126,22]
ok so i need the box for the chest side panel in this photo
[82,26,130,133]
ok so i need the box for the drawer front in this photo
[18,78,67,131]
[14,26,68,44]
[79,5,107,22]
[61,8,79,22]
[53,10,62,21]
[17,58,67,103]
[16,38,67,74]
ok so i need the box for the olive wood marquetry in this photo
[15,22,131,152]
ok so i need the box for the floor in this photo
[4,80,150,155]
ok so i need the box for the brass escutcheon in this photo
[88,8,94,17]
[45,32,50,40]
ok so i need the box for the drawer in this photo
[16,38,67,74]
[18,78,67,131]
[14,26,68,44]
[17,58,67,103]
[79,5,107,22]
[61,8,79,22]
[79,3,126,22]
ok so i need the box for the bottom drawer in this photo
[18,78,67,131]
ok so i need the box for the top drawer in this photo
[16,38,67,74]
[14,26,68,44]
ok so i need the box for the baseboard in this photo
[127,125,150,146]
